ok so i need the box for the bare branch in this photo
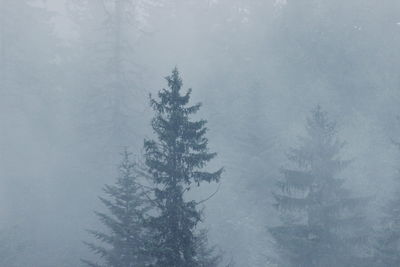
[195,183,221,206]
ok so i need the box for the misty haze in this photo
[1,0,400,266]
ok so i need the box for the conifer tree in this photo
[83,149,151,267]
[144,68,223,267]
[269,106,369,267]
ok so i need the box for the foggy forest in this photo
[2,0,400,266]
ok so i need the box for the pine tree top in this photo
[288,105,349,175]
[145,68,223,186]
[150,67,201,115]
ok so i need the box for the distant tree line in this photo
[75,0,400,265]
[83,68,400,267]
[4,1,400,266]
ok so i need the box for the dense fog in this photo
[1,0,400,266]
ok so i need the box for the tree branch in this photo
[195,183,221,206]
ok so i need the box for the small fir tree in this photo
[144,68,223,267]
[269,106,369,267]
[83,149,151,267]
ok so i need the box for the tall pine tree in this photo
[83,149,151,267]
[269,106,369,267]
[144,68,223,267]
